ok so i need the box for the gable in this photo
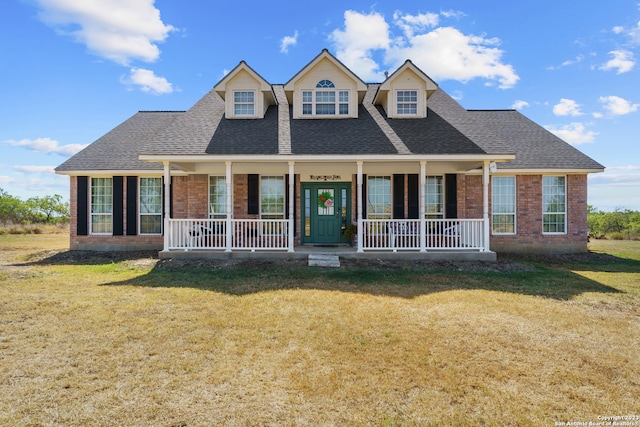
[213,61,275,119]
[375,60,438,119]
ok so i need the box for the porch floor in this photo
[158,245,497,262]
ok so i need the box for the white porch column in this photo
[420,161,426,253]
[357,161,363,253]
[225,161,233,253]
[288,161,295,253]
[163,161,170,252]
[483,161,490,252]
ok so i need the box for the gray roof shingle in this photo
[467,110,605,170]
[206,105,279,154]
[290,105,397,154]
[55,111,182,172]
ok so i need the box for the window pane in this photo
[261,176,284,217]
[315,91,335,102]
[302,91,312,102]
[367,176,391,219]
[209,176,227,218]
[316,104,335,115]
[140,178,162,214]
[316,79,335,88]
[492,176,516,234]
[234,91,254,102]
[339,91,349,102]
[140,214,162,234]
[91,177,112,234]
[425,176,443,217]
[302,104,312,115]
[542,176,566,233]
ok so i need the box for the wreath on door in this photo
[318,191,334,209]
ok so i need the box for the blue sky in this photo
[1,0,639,210]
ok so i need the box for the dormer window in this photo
[234,91,255,116]
[396,90,418,115]
[302,80,349,116]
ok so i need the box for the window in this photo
[367,176,391,219]
[139,177,162,234]
[209,176,227,219]
[301,80,349,116]
[543,176,566,234]
[425,176,444,218]
[492,176,516,234]
[91,177,112,234]
[261,176,285,219]
[234,91,255,116]
[397,90,418,115]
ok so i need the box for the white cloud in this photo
[5,138,87,156]
[35,0,175,65]
[512,100,529,110]
[0,176,14,184]
[329,10,519,87]
[122,68,173,95]
[13,165,56,174]
[545,122,597,145]
[329,11,391,82]
[280,31,299,53]
[553,98,583,116]
[612,26,625,34]
[440,10,466,19]
[393,11,439,38]
[599,95,639,115]
[600,50,635,74]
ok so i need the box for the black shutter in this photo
[361,174,367,219]
[407,174,419,219]
[445,174,458,219]
[393,174,405,219]
[126,176,137,236]
[77,176,88,236]
[285,174,297,235]
[248,174,259,215]
[113,176,124,235]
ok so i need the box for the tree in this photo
[27,194,70,224]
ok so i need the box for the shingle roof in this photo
[467,110,605,170]
[290,105,397,154]
[206,105,279,154]
[140,88,225,155]
[55,111,182,172]
[56,79,602,172]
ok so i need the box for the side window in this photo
[209,176,227,219]
[90,177,112,234]
[139,177,162,234]
[397,90,417,115]
[260,176,285,219]
[492,176,516,234]
[367,176,391,220]
[425,176,444,218]
[234,91,255,116]
[542,176,566,234]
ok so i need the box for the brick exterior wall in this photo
[460,174,589,253]
[68,172,590,253]
[69,175,163,251]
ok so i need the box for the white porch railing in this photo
[362,219,485,251]
[167,219,289,251]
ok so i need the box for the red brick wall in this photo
[480,174,589,253]
[69,175,163,251]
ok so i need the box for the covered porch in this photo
[145,155,505,259]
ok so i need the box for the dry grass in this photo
[1,235,639,426]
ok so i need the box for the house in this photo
[55,49,604,259]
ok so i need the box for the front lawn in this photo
[1,235,638,426]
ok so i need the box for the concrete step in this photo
[308,254,340,268]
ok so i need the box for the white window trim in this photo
[367,175,392,220]
[491,176,517,235]
[90,177,113,235]
[396,89,418,116]
[301,87,350,117]
[424,175,444,219]
[259,175,285,220]
[208,175,227,219]
[233,90,256,117]
[139,177,163,235]
[542,175,567,235]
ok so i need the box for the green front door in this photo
[301,183,351,244]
